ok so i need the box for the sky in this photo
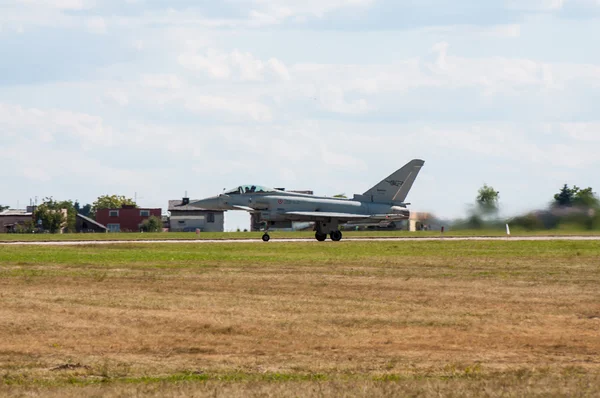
[1,0,599,230]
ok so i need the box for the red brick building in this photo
[95,205,161,232]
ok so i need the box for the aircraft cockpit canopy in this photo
[224,185,277,195]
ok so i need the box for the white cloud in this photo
[86,16,106,34]
[317,85,370,114]
[320,144,367,170]
[288,43,600,102]
[505,0,565,11]
[506,0,600,12]
[141,74,182,90]
[178,49,291,82]
[184,95,273,122]
[104,90,129,107]
[560,122,600,142]
[424,24,522,39]
[0,103,114,149]
[247,0,376,23]
[267,58,291,81]
[17,0,90,10]
[484,24,522,38]
[178,49,232,79]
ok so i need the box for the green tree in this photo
[140,216,163,233]
[91,195,137,218]
[554,184,576,207]
[59,200,77,232]
[34,198,66,233]
[573,187,599,208]
[74,201,92,217]
[554,185,599,208]
[0,204,8,212]
[476,184,500,215]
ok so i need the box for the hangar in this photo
[168,198,224,232]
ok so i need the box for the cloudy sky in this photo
[1,0,599,229]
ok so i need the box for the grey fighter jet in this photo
[190,159,425,242]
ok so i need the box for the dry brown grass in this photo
[1,241,599,396]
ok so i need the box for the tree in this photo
[33,198,78,233]
[476,184,500,215]
[140,216,163,233]
[573,187,599,208]
[91,195,137,218]
[554,184,576,207]
[58,200,77,232]
[34,198,66,233]
[554,185,599,208]
[0,204,8,212]
[74,201,92,217]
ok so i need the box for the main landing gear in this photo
[314,221,343,242]
[315,232,327,241]
[263,231,341,242]
[330,230,342,241]
[314,230,343,241]
[262,221,343,242]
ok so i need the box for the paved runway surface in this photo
[2,236,600,245]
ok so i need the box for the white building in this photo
[168,199,225,232]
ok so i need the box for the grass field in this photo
[1,240,599,396]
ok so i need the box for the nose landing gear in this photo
[262,233,270,242]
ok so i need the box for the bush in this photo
[466,214,483,229]
[510,214,545,231]
[140,216,163,233]
[14,221,35,234]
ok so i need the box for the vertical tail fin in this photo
[362,159,425,203]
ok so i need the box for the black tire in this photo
[262,234,270,242]
[331,231,342,242]
[315,232,327,242]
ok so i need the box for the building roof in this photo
[76,213,108,230]
[168,200,224,212]
[0,209,33,216]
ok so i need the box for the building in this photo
[168,198,224,232]
[95,205,161,232]
[409,212,438,231]
[0,208,34,233]
[76,213,107,233]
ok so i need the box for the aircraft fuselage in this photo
[197,190,409,222]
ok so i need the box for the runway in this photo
[2,235,600,245]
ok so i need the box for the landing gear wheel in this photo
[330,231,343,242]
[262,234,270,242]
[315,232,327,242]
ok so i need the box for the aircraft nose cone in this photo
[189,196,223,210]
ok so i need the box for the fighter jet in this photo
[190,159,425,242]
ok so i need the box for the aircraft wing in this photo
[283,211,371,221]
[232,205,255,212]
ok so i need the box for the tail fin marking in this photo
[363,159,425,203]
